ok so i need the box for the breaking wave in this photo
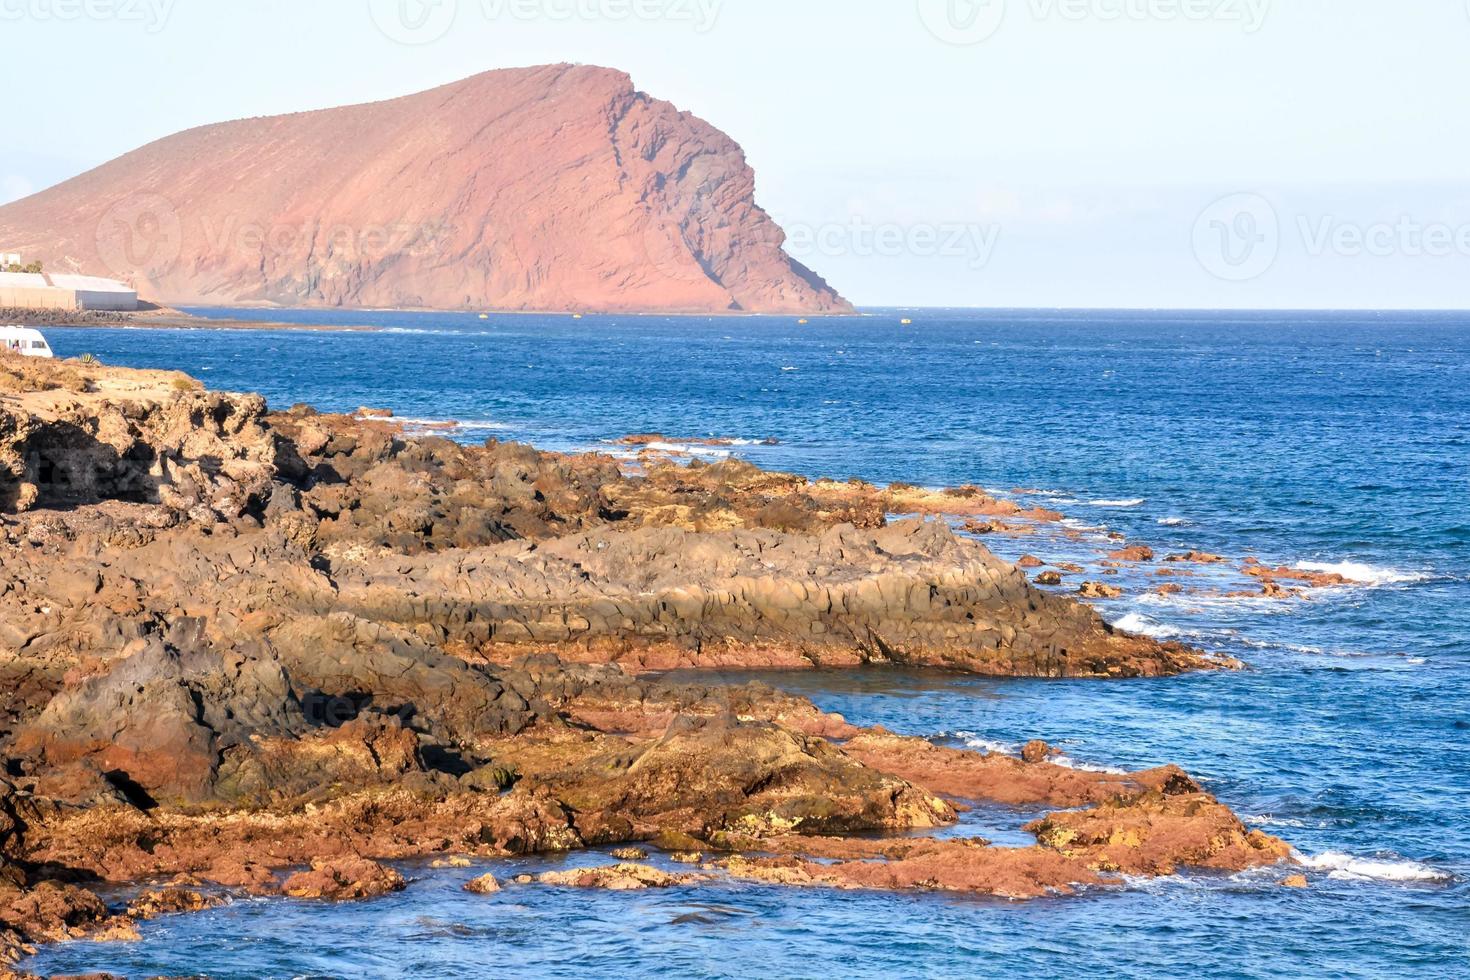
[1296,851,1453,884]
[394,417,510,433]
[1109,612,1180,639]
[1293,561,1433,587]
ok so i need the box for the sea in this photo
[21,307,1470,979]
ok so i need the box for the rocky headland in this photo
[0,354,1295,967]
[0,64,851,317]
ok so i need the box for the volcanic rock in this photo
[0,357,1291,953]
[1079,582,1124,599]
[463,873,502,895]
[537,863,701,891]
[281,857,406,901]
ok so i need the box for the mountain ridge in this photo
[0,64,852,315]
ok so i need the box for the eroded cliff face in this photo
[0,64,851,315]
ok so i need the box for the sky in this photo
[3,0,1469,309]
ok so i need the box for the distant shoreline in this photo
[0,307,383,333]
[3,304,863,333]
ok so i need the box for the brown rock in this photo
[1107,546,1155,562]
[1241,561,1354,589]
[1026,791,1293,876]
[1021,740,1051,764]
[537,863,700,891]
[1282,874,1309,889]
[842,731,1199,809]
[486,715,953,841]
[126,888,223,921]
[0,361,1286,956]
[651,831,708,854]
[724,840,1101,900]
[463,873,502,895]
[0,879,130,950]
[1165,552,1227,564]
[1079,582,1124,599]
[610,847,649,861]
[280,858,406,901]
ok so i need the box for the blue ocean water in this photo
[24,308,1470,978]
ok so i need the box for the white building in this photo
[0,270,137,312]
[46,274,139,311]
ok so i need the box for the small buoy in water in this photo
[798,318,809,325]
[479,313,489,319]
[901,318,913,325]
[572,313,583,319]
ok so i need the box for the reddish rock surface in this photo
[0,65,851,317]
[281,857,406,901]
[841,731,1197,809]
[1241,560,1354,589]
[538,863,703,890]
[463,873,502,895]
[1026,791,1293,876]
[1079,582,1125,599]
[0,357,1291,957]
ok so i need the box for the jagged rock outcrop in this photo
[0,363,277,518]
[0,356,1291,960]
[0,64,851,316]
[329,518,1192,677]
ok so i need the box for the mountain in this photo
[0,64,852,315]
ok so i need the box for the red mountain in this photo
[0,64,851,315]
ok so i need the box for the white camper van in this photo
[0,326,55,359]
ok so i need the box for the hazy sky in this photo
[3,0,1469,309]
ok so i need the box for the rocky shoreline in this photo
[0,307,381,334]
[0,354,1297,970]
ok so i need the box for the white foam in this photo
[1297,851,1453,884]
[1157,517,1190,527]
[639,441,733,459]
[1088,498,1146,508]
[1245,815,1309,829]
[1138,591,1292,614]
[957,732,1127,774]
[958,734,1019,756]
[393,417,509,433]
[1293,561,1431,587]
[1110,612,1180,639]
[1050,754,1129,775]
